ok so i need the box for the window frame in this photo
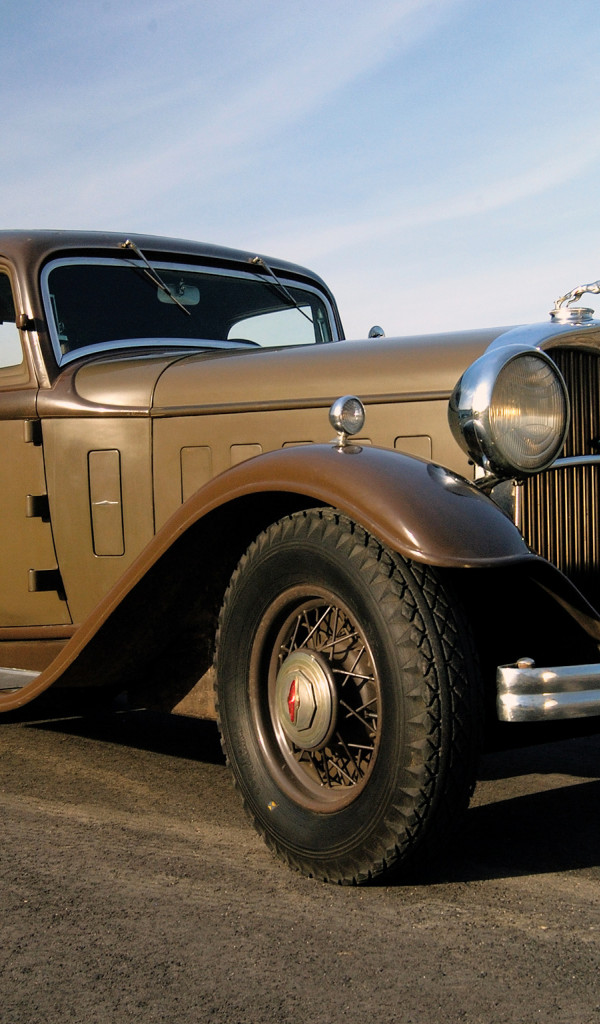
[0,265,33,388]
[41,257,341,367]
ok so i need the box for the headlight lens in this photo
[489,355,567,472]
[449,347,569,477]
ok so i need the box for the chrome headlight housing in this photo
[448,346,570,478]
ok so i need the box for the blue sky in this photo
[3,0,600,337]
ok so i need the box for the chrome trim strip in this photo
[488,318,600,353]
[497,662,600,722]
[551,454,600,469]
[0,666,40,692]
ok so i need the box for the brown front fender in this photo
[210,442,531,569]
[1,443,533,710]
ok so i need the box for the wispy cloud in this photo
[258,138,600,262]
[3,0,600,342]
[1,0,469,225]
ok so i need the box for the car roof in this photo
[0,229,329,289]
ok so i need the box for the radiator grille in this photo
[521,347,600,603]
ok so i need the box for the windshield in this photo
[42,257,337,363]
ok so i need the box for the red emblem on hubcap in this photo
[287,679,298,723]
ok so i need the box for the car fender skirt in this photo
[0,444,533,712]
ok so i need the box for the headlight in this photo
[329,395,365,443]
[449,346,569,478]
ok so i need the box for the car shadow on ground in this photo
[428,725,600,885]
[5,697,227,766]
[440,775,600,884]
[6,698,600,885]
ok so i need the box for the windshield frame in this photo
[41,256,340,366]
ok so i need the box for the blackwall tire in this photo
[215,509,481,884]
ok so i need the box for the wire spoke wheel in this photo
[216,509,481,884]
[255,592,381,810]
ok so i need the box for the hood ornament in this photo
[550,278,600,323]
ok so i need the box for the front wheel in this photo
[215,509,481,884]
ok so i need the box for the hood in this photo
[151,328,509,415]
[39,326,510,418]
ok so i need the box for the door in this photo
[0,269,71,627]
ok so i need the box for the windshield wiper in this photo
[120,239,191,317]
[249,256,314,326]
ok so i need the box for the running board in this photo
[0,666,41,693]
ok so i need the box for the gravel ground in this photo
[1,703,599,1024]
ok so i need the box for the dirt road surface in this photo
[1,700,599,1024]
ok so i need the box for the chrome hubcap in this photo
[275,649,337,750]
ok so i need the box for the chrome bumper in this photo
[497,659,600,722]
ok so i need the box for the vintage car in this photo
[1,229,599,884]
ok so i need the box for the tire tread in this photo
[216,508,481,884]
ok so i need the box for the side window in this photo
[0,272,23,369]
